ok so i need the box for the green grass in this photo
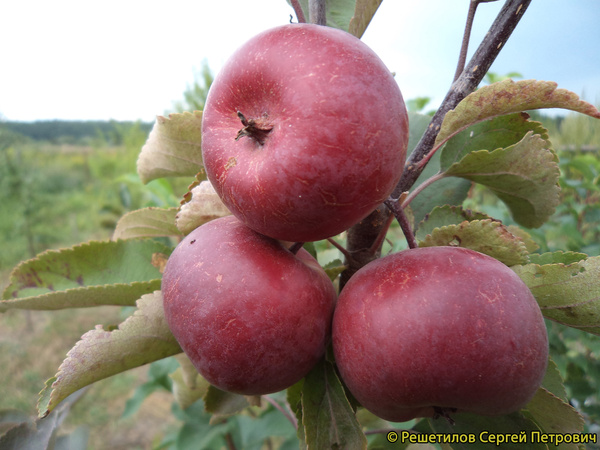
[0,127,185,448]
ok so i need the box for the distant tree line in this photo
[0,120,153,146]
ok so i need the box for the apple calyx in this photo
[235,111,273,145]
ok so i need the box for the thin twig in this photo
[368,212,395,254]
[327,237,353,261]
[290,0,306,23]
[263,395,298,429]
[401,172,447,208]
[383,199,418,249]
[453,0,481,82]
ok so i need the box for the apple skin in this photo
[332,246,548,422]
[201,23,408,242]
[161,216,337,395]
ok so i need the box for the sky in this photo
[1,0,599,122]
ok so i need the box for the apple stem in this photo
[326,237,353,261]
[384,198,418,249]
[288,242,305,255]
[235,111,273,146]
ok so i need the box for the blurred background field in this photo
[1,107,600,448]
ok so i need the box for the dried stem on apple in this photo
[235,111,273,145]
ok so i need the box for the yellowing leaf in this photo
[415,205,493,242]
[170,356,210,410]
[37,291,181,417]
[348,0,383,38]
[176,181,231,235]
[436,80,600,147]
[137,111,204,184]
[204,386,250,422]
[112,207,182,240]
[444,132,560,228]
[418,219,529,266]
[512,255,600,334]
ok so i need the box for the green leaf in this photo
[170,366,210,411]
[121,380,164,419]
[428,411,545,450]
[506,225,539,254]
[0,389,88,450]
[136,111,204,184]
[324,259,347,282]
[440,112,551,171]
[287,379,307,449]
[348,0,383,38]
[523,388,584,448]
[415,205,492,241]
[1,239,169,311]
[436,80,600,148]
[121,358,179,419]
[528,251,587,266]
[204,385,250,421]
[176,180,231,235]
[406,113,472,224]
[37,291,182,418]
[444,131,560,228]
[418,219,529,266]
[512,255,600,334]
[541,359,567,403]
[235,409,297,449]
[112,207,182,240]
[302,359,367,450]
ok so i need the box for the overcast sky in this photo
[1,0,599,122]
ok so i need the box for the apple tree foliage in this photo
[2,0,600,448]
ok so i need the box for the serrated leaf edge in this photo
[37,291,181,418]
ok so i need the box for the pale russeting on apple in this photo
[201,23,408,242]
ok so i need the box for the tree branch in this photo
[384,199,418,249]
[343,0,531,287]
[392,0,531,198]
[309,0,327,25]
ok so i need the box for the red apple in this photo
[201,23,408,242]
[332,246,548,422]
[161,216,337,395]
